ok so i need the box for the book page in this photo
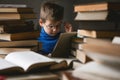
[5,51,55,72]
[0,59,23,73]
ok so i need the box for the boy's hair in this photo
[40,2,64,22]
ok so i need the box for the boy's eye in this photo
[49,25,54,28]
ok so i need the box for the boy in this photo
[38,2,72,55]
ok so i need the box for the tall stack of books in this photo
[72,37,120,80]
[67,2,120,80]
[71,2,120,64]
[0,4,40,58]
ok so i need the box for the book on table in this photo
[0,51,78,74]
[0,51,57,74]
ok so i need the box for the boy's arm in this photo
[64,22,73,32]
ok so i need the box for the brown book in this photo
[0,20,26,25]
[71,48,91,64]
[75,11,120,21]
[0,7,34,13]
[0,13,36,20]
[77,29,120,39]
[71,37,84,43]
[0,40,39,47]
[0,31,39,41]
[0,24,34,33]
[74,2,120,12]
[77,21,117,31]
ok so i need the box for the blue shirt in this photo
[38,27,60,54]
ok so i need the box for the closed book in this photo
[77,21,117,31]
[0,13,36,20]
[0,31,39,41]
[0,40,39,47]
[0,20,26,25]
[0,7,34,13]
[74,2,120,12]
[77,29,120,39]
[75,11,120,21]
[0,24,34,33]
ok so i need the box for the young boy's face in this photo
[42,20,62,36]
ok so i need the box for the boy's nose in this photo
[52,28,57,32]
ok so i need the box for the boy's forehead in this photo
[45,20,62,24]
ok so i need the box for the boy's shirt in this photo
[38,27,60,54]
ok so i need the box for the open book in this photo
[0,51,57,74]
[0,51,78,74]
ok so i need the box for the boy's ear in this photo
[39,19,43,27]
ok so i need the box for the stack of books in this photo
[71,2,120,65]
[72,37,120,80]
[74,2,120,21]
[0,4,40,58]
[70,35,92,64]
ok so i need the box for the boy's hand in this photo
[64,22,72,32]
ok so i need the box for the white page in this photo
[5,51,55,71]
[112,36,120,44]
[0,59,18,70]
